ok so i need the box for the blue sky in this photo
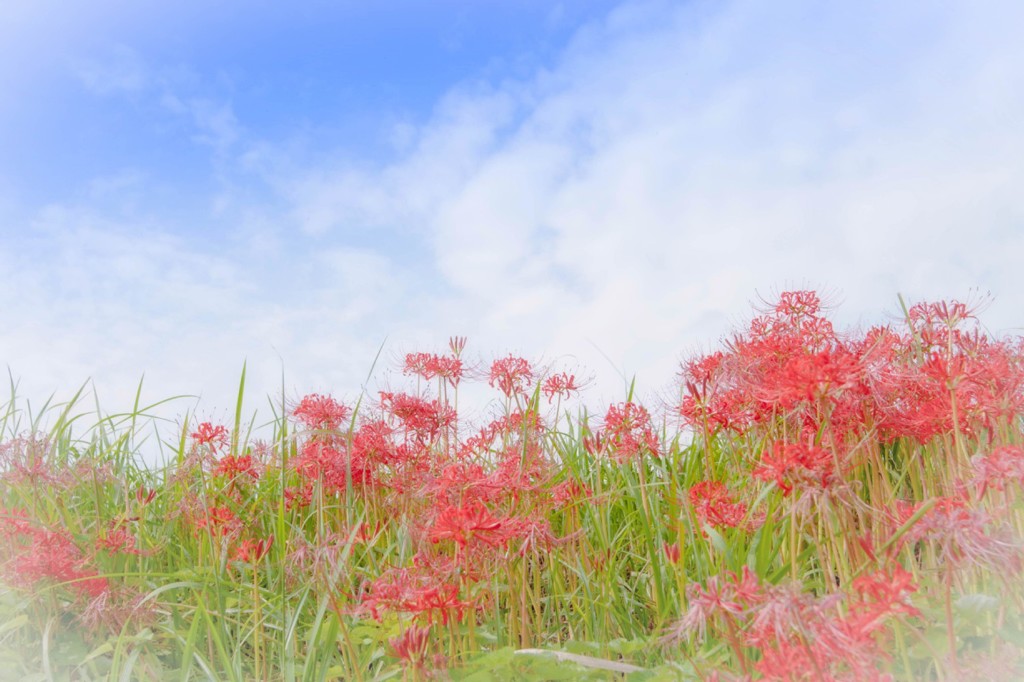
[2,0,1023,429]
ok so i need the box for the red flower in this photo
[753,440,837,496]
[972,445,1024,496]
[403,352,464,387]
[389,625,432,668]
[4,525,108,598]
[194,506,240,537]
[380,392,456,442]
[214,453,260,481]
[542,372,579,403]
[96,523,140,555]
[191,422,229,450]
[489,355,533,398]
[293,393,350,431]
[294,439,373,492]
[358,567,468,624]
[602,402,660,462]
[688,481,749,530]
[135,487,157,505]
[850,566,921,622]
[233,536,274,564]
[428,502,507,548]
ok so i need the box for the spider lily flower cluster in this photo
[1,293,1022,680]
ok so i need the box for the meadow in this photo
[1,291,1022,681]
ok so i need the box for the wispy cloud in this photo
[75,45,148,96]
[160,94,242,156]
[5,0,1024,433]
[265,0,1024,397]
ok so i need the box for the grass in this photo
[1,291,1022,681]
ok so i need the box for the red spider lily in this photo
[403,352,464,387]
[751,588,902,681]
[669,574,747,642]
[744,583,843,651]
[753,440,838,496]
[893,496,1024,574]
[774,289,822,316]
[379,392,457,442]
[194,506,240,537]
[550,478,591,506]
[358,568,468,624]
[431,462,501,504]
[233,535,274,564]
[351,419,402,466]
[0,506,34,537]
[294,439,374,492]
[679,351,727,386]
[191,422,229,450]
[489,355,533,398]
[907,299,976,336]
[602,402,660,462]
[3,525,108,598]
[389,624,432,668]
[293,393,350,431]
[861,298,1024,444]
[213,453,260,481]
[582,434,604,457]
[0,435,59,486]
[850,566,921,622]
[428,502,507,549]
[676,290,882,439]
[449,335,467,357]
[283,483,313,510]
[678,385,755,435]
[972,445,1024,496]
[688,481,749,530]
[500,515,558,555]
[668,564,908,680]
[542,372,579,403]
[96,523,140,556]
[135,487,157,505]
[755,640,842,682]
[460,410,545,458]
[667,565,902,680]
[770,348,862,407]
[663,541,681,564]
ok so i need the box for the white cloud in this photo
[7,0,1024,450]
[266,0,1024,405]
[281,87,518,236]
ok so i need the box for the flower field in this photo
[1,291,1023,680]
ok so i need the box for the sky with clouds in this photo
[2,0,1023,434]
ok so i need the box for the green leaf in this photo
[998,626,1024,648]
[955,593,1000,618]
[0,614,28,636]
[81,641,114,665]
